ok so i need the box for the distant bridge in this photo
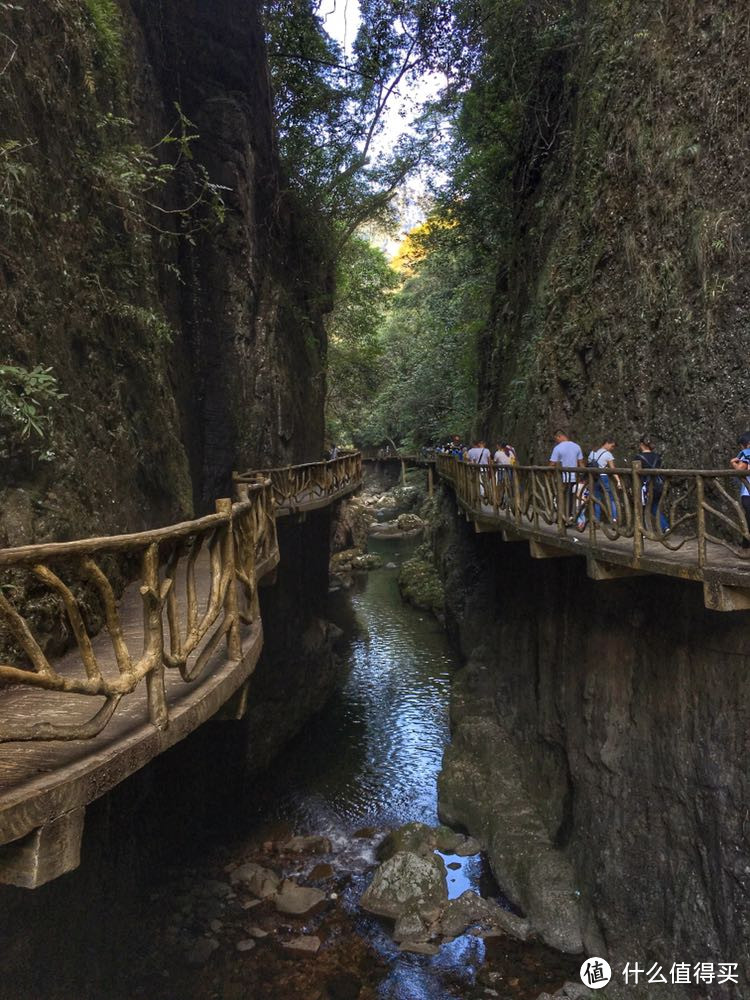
[435,454,750,613]
[0,453,361,889]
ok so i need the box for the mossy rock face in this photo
[331,547,363,571]
[398,552,445,617]
[351,553,383,570]
[396,513,424,532]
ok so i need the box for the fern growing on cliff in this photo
[82,0,122,68]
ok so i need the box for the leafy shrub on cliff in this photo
[0,364,63,461]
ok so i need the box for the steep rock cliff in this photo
[435,489,749,999]
[480,0,750,467]
[0,0,327,544]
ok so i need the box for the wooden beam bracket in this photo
[0,808,85,889]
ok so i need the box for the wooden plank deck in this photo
[274,479,360,516]
[0,459,364,887]
[0,548,276,859]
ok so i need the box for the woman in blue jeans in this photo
[577,437,618,529]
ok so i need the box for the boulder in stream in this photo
[282,934,321,955]
[274,879,327,915]
[281,835,332,855]
[377,822,480,861]
[437,890,530,942]
[392,909,429,943]
[396,512,424,532]
[230,862,280,899]
[360,850,448,920]
[351,553,383,570]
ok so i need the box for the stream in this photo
[116,531,578,1000]
[3,528,577,1000]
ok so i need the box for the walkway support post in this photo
[428,466,434,497]
[632,461,643,563]
[530,469,539,531]
[216,498,241,662]
[142,541,168,730]
[696,474,706,569]
[513,466,522,527]
[555,462,565,535]
[401,459,406,486]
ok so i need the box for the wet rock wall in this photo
[435,489,750,999]
[479,0,750,468]
[0,0,327,542]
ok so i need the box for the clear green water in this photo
[248,535,456,837]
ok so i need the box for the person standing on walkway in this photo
[493,443,515,507]
[580,436,619,527]
[549,430,584,520]
[636,436,668,533]
[730,432,750,557]
[467,440,491,465]
[467,439,491,500]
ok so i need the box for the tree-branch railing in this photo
[436,454,750,567]
[0,453,364,745]
[234,452,362,511]
[0,480,277,744]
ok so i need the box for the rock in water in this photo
[282,935,321,955]
[184,937,219,966]
[393,909,429,943]
[229,863,280,899]
[396,513,424,532]
[360,851,447,919]
[351,553,383,570]
[274,879,326,915]
[438,890,530,941]
[398,941,439,955]
[376,822,438,860]
[281,834,332,854]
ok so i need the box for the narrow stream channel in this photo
[107,531,577,1000]
[249,534,455,836]
[8,524,577,1000]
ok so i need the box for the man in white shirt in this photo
[467,440,491,500]
[549,430,584,520]
[467,440,491,465]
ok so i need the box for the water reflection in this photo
[248,536,456,836]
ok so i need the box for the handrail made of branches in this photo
[0,453,363,744]
[435,454,750,574]
[234,452,362,511]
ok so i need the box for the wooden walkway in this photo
[436,455,750,612]
[0,455,362,887]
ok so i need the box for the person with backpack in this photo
[636,436,668,533]
[467,439,491,499]
[577,436,618,529]
[729,432,750,557]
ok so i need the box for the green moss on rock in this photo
[398,545,445,617]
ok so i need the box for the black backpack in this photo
[640,451,664,492]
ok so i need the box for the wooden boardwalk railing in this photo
[0,454,361,887]
[234,452,362,514]
[436,454,750,612]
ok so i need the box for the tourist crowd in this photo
[433,430,750,558]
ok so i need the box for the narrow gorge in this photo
[1,1,749,999]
